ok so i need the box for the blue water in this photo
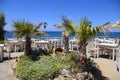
[97,32,120,38]
[4,31,120,38]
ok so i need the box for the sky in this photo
[0,0,120,31]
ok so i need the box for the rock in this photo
[76,73,85,80]
[57,69,94,80]
[88,72,94,80]
[64,78,77,80]
[82,71,88,76]
[54,75,77,80]
[59,69,71,77]
[71,78,77,80]
[53,75,65,80]
[11,59,18,74]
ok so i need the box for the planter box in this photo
[0,44,4,61]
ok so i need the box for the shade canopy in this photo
[108,21,120,28]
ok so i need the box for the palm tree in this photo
[55,24,70,55]
[62,30,70,55]
[13,20,44,56]
[55,16,76,55]
[0,13,6,41]
[77,17,110,56]
[77,18,99,56]
[56,17,109,57]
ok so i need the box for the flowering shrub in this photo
[16,54,74,80]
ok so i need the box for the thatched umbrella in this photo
[102,27,112,39]
[106,21,120,37]
[108,21,120,28]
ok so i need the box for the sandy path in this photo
[93,58,120,80]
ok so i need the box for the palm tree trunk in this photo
[64,36,69,55]
[79,40,87,57]
[25,36,31,56]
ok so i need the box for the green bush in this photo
[16,54,74,80]
[69,53,78,61]
[0,40,4,44]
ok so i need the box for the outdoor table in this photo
[35,41,49,48]
[35,40,49,44]
[49,39,60,48]
[21,39,26,51]
[97,43,118,60]
[8,40,18,52]
[0,44,4,61]
[49,39,60,43]
[69,39,79,51]
[98,39,115,43]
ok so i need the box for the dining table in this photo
[98,39,115,43]
[35,40,49,44]
[8,40,19,52]
[49,39,61,48]
[97,43,118,60]
[35,40,49,48]
[69,39,79,51]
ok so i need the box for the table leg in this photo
[97,46,99,58]
[15,45,17,52]
[113,48,115,61]
[0,48,3,61]
[72,42,73,51]
[8,45,10,59]
[24,42,25,52]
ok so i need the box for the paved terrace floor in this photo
[93,58,120,80]
[0,52,24,80]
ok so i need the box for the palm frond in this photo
[32,22,44,35]
[95,22,110,28]
[13,20,27,37]
[34,31,45,35]
[54,24,63,28]
[80,17,91,28]
[34,23,43,30]
[13,20,44,37]
[61,16,77,34]
[62,30,70,37]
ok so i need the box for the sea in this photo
[4,31,120,39]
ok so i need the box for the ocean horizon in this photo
[5,31,120,39]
